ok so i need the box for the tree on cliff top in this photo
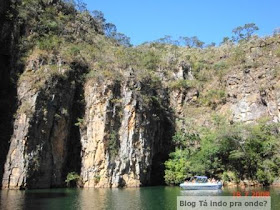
[232,23,259,42]
[179,36,205,48]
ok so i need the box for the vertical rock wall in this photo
[2,75,75,189]
[80,79,174,187]
[0,0,22,187]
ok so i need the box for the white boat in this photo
[180,176,222,190]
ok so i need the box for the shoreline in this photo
[1,183,280,191]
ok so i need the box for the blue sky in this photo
[84,0,280,45]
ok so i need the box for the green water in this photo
[0,186,279,210]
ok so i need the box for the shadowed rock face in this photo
[1,73,174,189]
[80,79,174,187]
[0,0,21,188]
[2,75,76,189]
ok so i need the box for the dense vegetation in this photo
[7,0,280,186]
[164,117,280,185]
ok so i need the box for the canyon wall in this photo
[80,79,173,187]
[2,41,280,188]
[2,69,76,189]
[0,0,21,187]
[0,0,279,188]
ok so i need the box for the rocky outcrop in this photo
[172,61,194,80]
[80,79,174,187]
[225,66,280,123]
[169,61,198,116]
[219,37,280,123]
[2,71,76,189]
[1,63,175,189]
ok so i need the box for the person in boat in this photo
[211,178,217,183]
[184,177,194,183]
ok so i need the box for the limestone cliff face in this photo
[80,79,173,187]
[225,68,280,123]
[1,66,174,189]
[169,62,199,116]
[2,72,75,189]
[222,40,280,123]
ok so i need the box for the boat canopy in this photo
[194,176,208,179]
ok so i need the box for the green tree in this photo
[232,23,259,42]
[157,35,173,44]
[179,36,192,47]
[220,36,230,45]
[104,22,117,38]
[164,116,280,185]
[114,32,132,47]
[207,42,216,47]
[232,26,244,42]
[65,172,80,187]
[164,149,191,185]
[179,36,204,48]
[244,23,259,40]
[191,36,205,48]
[91,10,106,32]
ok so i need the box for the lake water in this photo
[0,186,279,210]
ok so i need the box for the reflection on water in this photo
[0,190,25,210]
[0,186,279,210]
[180,189,223,196]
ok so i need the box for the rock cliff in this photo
[0,0,22,187]
[1,0,280,189]
[221,39,280,123]
[2,66,76,189]
[2,37,280,188]
[80,78,173,187]
[225,64,280,123]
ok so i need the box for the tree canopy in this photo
[164,117,280,185]
[232,23,259,42]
